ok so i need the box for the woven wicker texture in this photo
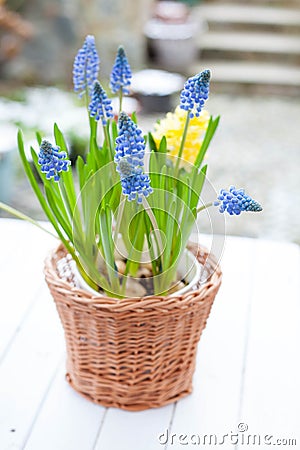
[44,242,222,411]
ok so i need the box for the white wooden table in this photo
[0,218,299,450]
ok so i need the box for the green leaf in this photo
[148,132,158,152]
[99,206,120,294]
[131,111,137,124]
[158,136,167,153]
[35,132,42,146]
[54,123,68,154]
[194,115,220,169]
[111,119,118,142]
[45,186,72,240]
[76,155,85,192]
[88,116,98,168]
[190,164,207,210]
[53,124,84,237]
[196,164,207,193]
[163,200,176,270]
[126,208,146,276]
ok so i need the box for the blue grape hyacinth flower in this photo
[115,112,152,203]
[214,186,262,215]
[73,35,100,98]
[110,46,132,95]
[89,81,114,125]
[180,69,211,118]
[38,140,70,182]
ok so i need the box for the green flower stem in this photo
[142,197,164,266]
[58,179,73,223]
[121,221,143,296]
[196,202,213,213]
[119,90,123,114]
[174,111,190,180]
[89,116,98,154]
[99,207,121,295]
[85,90,98,157]
[103,123,114,162]
[113,195,125,243]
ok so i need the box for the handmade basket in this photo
[44,242,222,411]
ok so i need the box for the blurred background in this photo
[0,0,299,243]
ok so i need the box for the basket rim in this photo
[44,242,222,311]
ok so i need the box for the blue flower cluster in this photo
[73,35,100,97]
[89,81,113,125]
[38,140,70,182]
[115,112,152,203]
[180,69,211,118]
[214,186,262,215]
[110,46,132,95]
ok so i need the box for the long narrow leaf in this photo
[148,132,158,152]
[99,207,120,294]
[159,136,167,153]
[45,186,73,241]
[163,200,176,271]
[36,132,42,146]
[194,116,220,169]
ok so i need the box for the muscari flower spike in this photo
[115,112,152,204]
[73,35,100,97]
[180,69,211,119]
[89,81,113,125]
[110,46,132,95]
[214,186,263,216]
[38,140,70,182]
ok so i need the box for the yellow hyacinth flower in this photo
[152,106,210,164]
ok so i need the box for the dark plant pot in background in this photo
[131,69,184,114]
[136,93,173,113]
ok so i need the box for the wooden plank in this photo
[199,32,300,54]
[2,220,298,449]
[166,237,256,449]
[94,234,221,450]
[0,219,106,450]
[24,363,106,450]
[0,285,64,450]
[94,405,175,450]
[238,240,300,448]
[198,4,300,27]
[0,219,57,359]
[192,61,300,87]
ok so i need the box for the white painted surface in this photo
[0,219,299,450]
[239,240,300,448]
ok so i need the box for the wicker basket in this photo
[44,242,222,411]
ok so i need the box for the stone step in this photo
[198,31,300,63]
[191,60,300,95]
[205,0,300,7]
[197,4,300,33]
